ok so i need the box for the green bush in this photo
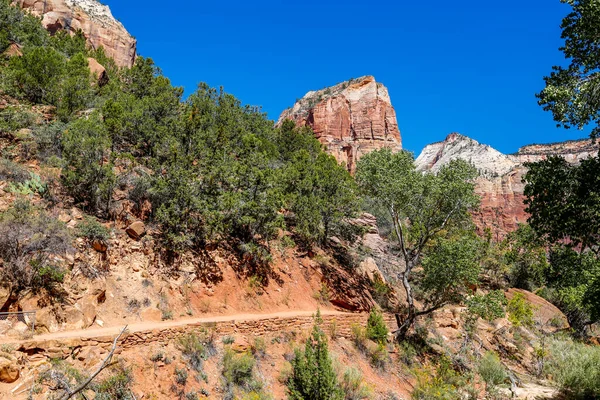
[411,356,467,400]
[77,216,110,242]
[177,332,208,372]
[507,292,534,327]
[222,348,255,389]
[0,106,35,133]
[288,312,342,400]
[546,338,600,399]
[366,308,388,344]
[340,368,373,400]
[478,351,507,391]
[7,172,47,196]
[93,363,135,400]
[466,290,506,322]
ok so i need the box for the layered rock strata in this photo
[278,76,402,173]
[16,0,136,67]
[415,133,598,239]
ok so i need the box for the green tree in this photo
[288,311,342,400]
[503,224,549,291]
[355,149,479,339]
[537,0,600,138]
[56,52,92,121]
[366,308,389,344]
[61,113,115,214]
[0,0,48,53]
[8,46,65,103]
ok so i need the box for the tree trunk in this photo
[395,260,416,341]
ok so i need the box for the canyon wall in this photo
[277,76,402,173]
[415,133,598,239]
[15,0,136,67]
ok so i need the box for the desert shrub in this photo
[0,200,71,294]
[350,323,368,351]
[546,338,600,399]
[93,363,135,400]
[175,368,188,385]
[33,121,66,161]
[507,293,534,327]
[222,348,256,389]
[411,356,468,400]
[466,291,506,322]
[340,368,373,400]
[288,312,342,400]
[250,336,266,359]
[0,157,30,182]
[0,106,35,133]
[222,335,235,345]
[366,308,388,344]
[313,283,330,305]
[77,216,110,242]
[369,343,389,371]
[177,332,208,372]
[477,351,507,392]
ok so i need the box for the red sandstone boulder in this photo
[87,57,108,86]
[126,221,146,240]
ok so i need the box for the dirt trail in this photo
[1,309,350,344]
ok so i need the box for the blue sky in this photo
[104,0,586,154]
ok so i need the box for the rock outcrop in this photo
[277,76,402,173]
[415,133,598,239]
[15,0,136,67]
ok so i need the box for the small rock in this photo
[92,240,108,253]
[0,360,19,383]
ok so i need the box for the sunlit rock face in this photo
[15,0,136,67]
[278,76,402,173]
[415,133,598,239]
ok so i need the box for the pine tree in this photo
[287,311,342,400]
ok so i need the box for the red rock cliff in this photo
[277,76,402,173]
[15,0,136,68]
[415,134,598,240]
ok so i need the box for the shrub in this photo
[478,351,507,392]
[77,216,110,242]
[222,335,235,345]
[0,157,30,182]
[366,308,388,344]
[287,311,342,400]
[250,336,266,359]
[466,290,506,322]
[546,337,600,399]
[175,368,188,386]
[507,293,534,327]
[0,200,71,294]
[92,363,135,400]
[222,348,255,389]
[411,357,467,400]
[340,368,373,400]
[33,122,66,161]
[177,333,208,372]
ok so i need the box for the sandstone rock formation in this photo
[277,76,402,173]
[15,0,136,67]
[415,133,598,239]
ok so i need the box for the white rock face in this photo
[415,133,519,178]
[415,132,598,239]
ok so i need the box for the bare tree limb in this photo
[60,325,128,400]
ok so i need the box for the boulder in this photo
[87,57,108,86]
[126,221,146,240]
[0,360,19,383]
[357,257,385,283]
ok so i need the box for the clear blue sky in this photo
[104,0,587,154]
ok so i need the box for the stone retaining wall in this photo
[17,313,398,360]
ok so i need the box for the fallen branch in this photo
[60,325,128,400]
